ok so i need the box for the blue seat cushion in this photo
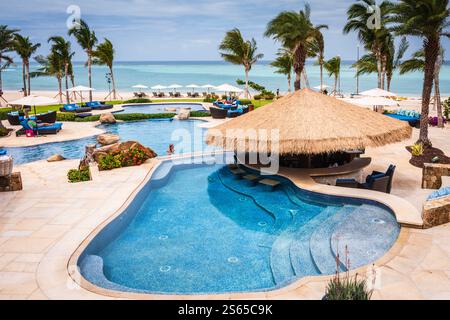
[366,173,386,184]
[427,187,450,200]
[37,123,63,131]
[0,149,7,156]
[336,178,357,183]
[386,114,419,122]
[63,104,79,111]
[86,101,101,108]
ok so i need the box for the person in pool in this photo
[166,144,175,155]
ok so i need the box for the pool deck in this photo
[0,120,449,299]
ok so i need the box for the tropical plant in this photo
[270,49,293,92]
[265,4,327,91]
[324,56,341,95]
[390,0,450,146]
[93,38,117,99]
[68,19,98,101]
[411,143,424,157]
[48,36,74,104]
[13,34,40,96]
[0,25,19,109]
[31,53,64,103]
[310,28,327,90]
[219,28,264,99]
[68,167,91,183]
[344,0,393,89]
[444,97,450,120]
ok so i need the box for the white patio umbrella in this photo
[67,85,96,103]
[341,96,399,107]
[202,84,216,93]
[313,84,331,91]
[215,83,244,94]
[9,95,59,115]
[151,85,167,93]
[186,84,200,93]
[132,84,148,92]
[167,84,183,92]
[360,88,397,97]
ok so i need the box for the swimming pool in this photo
[6,119,211,165]
[77,157,400,295]
[120,103,206,114]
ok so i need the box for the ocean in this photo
[2,61,449,96]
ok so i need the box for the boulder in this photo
[99,113,116,124]
[178,109,190,120]
[47,154,66,162]
[92,141,157,163]
[97,134,120,146]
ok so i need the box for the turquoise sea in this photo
[2,61,449,96]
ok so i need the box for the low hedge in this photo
[0,108,13,120]
[190,111,211,117]
[123,98,152,104]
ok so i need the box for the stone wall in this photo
[422,163,450,189]
[422,195,450,228]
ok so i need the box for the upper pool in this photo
[5,119,211,165]
[120,103,206,114]
[77,157,400,295]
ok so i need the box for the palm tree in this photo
[48,36,74,104]
[265,4,327,91]
[343,0,393,89]
[219,28,264,98]
[390,0,449,146]
[399,48,446,128]
[93,39,117,99]
[0,25,19,101]
[324,56,341,95]
[13,34,41,96]
[310,28,327,90]
[271,49,293,93]
[68,20,97,101]
[31,53,64,103]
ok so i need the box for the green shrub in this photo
[124,98,152,104]
[190,111,211,117]
[0,127,10,137]
[238,99,252,105]
[98,153,123,171]
[56,113,76,122]
[0,108,13,121]
[411,143,424,156]
[444,97,450,120]
[325,274,372,300]
[68,167,91,183]
[253,94,262,100]
[114,113,176,122]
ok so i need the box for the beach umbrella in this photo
[360,88,397,97]
[202,84,216,93]
[186,84,200,93]
[313,84,331,91]
[132,84,148,93]
[214,84,244,94]
[67,85,96,103]
[341,97,399,107]
[167,84,183,93]
[151,85,167,93]
[9,95,59,115]
[206,88,411,155]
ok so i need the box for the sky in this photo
[1,0,448,62]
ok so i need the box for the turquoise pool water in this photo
[78,158,400,294]
[5,120,210,165]
[120,103,206,114]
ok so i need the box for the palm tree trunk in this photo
[319,61,323,91]
[287,73,291,93]
[293,44,306,91]
[57,75,63,103]
[26,62,31,95]
[65,63,70,104]
[381,57,386,90]
[110,66,117,100]
[0,56,3,95]
[244,67,249,99]
[434,50,443,128]
[387,75,392,92]
[375,49,382,89]
[334,75,338,95]
[22,61,27,96]
[419,36,439,147]
[87,51,93,102]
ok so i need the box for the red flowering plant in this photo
[121,145,149,167]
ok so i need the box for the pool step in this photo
[330,204,400,270]
[289,206,341,277]
[309,205,358,275]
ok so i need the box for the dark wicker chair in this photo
[7,112,24,126]
[210,107,228,119]
[336,165,396,194]
[36,111,57,124]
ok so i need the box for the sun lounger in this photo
[153,92,159,97]
[336,165,396,193]
[60,103,92,113]
[17,119,63,136]
[210,107,228,119]
[86,101,113,110]
[0,149,7,156]
[36,111,57,124]
[259,178,281,191]
[6,111,25,125]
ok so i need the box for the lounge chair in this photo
[60,103,92,113]
[153,92,159,98]
[17,119,63,136]
[187,92,192,97]
[36,111,57,124]
[0,149,7,156]
[336,165,396,193]
[169,92,174,97]
[175,92,181,97]
[85,101,113,110]
[6,111,25,126]
[202,92,208,97]
[209,107,228,119]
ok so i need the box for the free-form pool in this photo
[6,119,211,164]
[78,157,400,295]
[120,103,206,114]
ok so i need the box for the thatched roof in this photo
[205,88,412,155]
